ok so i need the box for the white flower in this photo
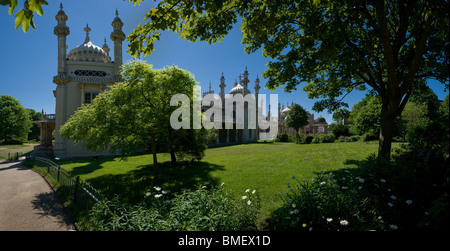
[162,190,167,194]
[252,190,256,194]
[388,202,394,207]
[320,181,326,185]
[406,200,413,205]
[247,200,252,205]
[221,182,225,186]
[390,195,397,200]
[242,195,247,200]
[154,186,161,191]
[292,204,296,208]
[245,189,250,193]
[202,186,207,189]
[145,192,151,197]
[154,194,163,198]
[302,223,307,228]
[380,179,386,183]
[358,178,365,183]
[340,220,349,226]
[326,218,333,222]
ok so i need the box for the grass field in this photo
[0,143,37,160]
[54,141,403,222]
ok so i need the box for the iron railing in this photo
[26,155,107,210]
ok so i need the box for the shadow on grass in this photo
[83,160,225,204]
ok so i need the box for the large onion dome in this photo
[67,24,111,63]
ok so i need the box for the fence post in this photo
[47,163,50,173]
[73,176,80,202]
[57,165,61,182]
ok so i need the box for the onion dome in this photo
[229,83,251,95]
[281,106,291,114]
[315,116,327,124]
[67,24,111,63]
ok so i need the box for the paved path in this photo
[0,160,76,231]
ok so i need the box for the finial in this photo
[60,2,63,10]
[84,23,91,34]
[115,9,119,17]
[83,24,91,43]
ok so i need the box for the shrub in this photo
[87,185,260,231]
[350,135,360,142]
[270,149,449,231]
[270,172,384,231]
[274,133,290,142]
[312,134,335,143]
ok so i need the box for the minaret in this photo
[110,10,125,77]
[219,72,226,100]
[242,66,249,92]
[102,38,110,58]
[54,3,70,74]
[254,75,261,140]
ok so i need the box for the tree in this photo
[350,95,382,137]
[284,104,309,142]
[27,108,41,141]
[0,95,32,143]
[60,61,211,169]
[1,0,48,32]
[329,123,350,138]
[126,0,449,159]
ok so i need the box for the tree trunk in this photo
[378,99,398,159]
[170,149,177,167]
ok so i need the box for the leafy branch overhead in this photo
[126,0,448,159]
[1,0,48,32]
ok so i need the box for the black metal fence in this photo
[26,155,107,210]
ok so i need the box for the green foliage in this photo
[60,61,209,166]
[270,149,449,231]
[124,0,448,159]
[350,95,382,136]
[26,108,41,141]
[87,185,260,231]
[284,104,309,131]
[329,123,350,138]
[0,95,33,143]
[1,0,48,32]
[274,133,295,143]
[311,134,335,144]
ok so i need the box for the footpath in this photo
[0,160,76,231]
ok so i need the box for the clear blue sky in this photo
[0,0,447,125]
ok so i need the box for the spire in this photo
[102,38,110,56]
[83,24,91,44]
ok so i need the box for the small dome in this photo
[281,107,291,113]
[315,116,327,123]
[67,25,111,63]
[229,84,251,95]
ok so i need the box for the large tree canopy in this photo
[126,0,449,158]
[0,95,32,143]
[60,61,213,168]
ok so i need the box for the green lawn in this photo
[55,141,403,222]
[0,143,37,160]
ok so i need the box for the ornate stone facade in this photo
[34,5,125,158]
